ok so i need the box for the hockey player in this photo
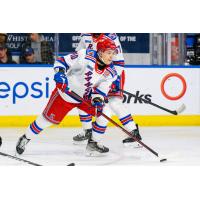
[16,38,119,156]
[73,33,142,146]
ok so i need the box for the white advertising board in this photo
[124,68,200,115]
[0,66,199,116]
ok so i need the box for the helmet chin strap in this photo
[97,52,106,64]
[97,52,107,70]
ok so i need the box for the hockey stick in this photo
[0,151,41,166]
[0,151,75,166]
[62,89,165,160]
[120,89,186,115]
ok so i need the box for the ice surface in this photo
[0,126,200,166]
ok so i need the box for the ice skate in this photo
[122,124,142,147]
[73,129,92,145]
[86,139,109,157]
[16,135,30,155]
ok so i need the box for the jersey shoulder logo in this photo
[85,49,97,63]
[86,49,96,57]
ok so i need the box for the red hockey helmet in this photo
[97,38,117,52]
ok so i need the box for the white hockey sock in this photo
[25,115,53,139]
[92,131,104,142]
[109,97,137,131]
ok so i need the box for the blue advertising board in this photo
[58,33,149,53]
[6,33,149,55]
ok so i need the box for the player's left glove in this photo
[92,97,105,117]
[110,75,120,92]
[54,72,68,92]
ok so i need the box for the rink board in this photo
[0,65,200,126]
[0,115,200,127]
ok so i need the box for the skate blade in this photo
[85,150,108,157]
[123,142,143,148]
[73,140,88,145]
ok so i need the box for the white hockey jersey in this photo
[54,49,118,103]
[76,33,125,75]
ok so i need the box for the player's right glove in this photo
[92,97,105,117]
[54,72,68,92]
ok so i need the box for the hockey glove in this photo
[110,75,120,92]
[54,72,68,92]
[92,97,105,117]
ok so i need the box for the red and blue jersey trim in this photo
[93,87,106,97]
[113,60,125,67]
[56,57,69,70]
[105,65,117,78]
[85,55,96,63]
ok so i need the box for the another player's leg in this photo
[73,109,92,144]
[108,97,142,147]
[16,115,53,154]
[0,136,2,147]
[16,88,75,155]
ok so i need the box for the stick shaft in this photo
[0,151,41,166]
[69,90,159,157]
[121,89,177,115]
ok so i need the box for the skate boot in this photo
[73,129,92,145]
[86,138,109,157]
[122,124,142,147]
[16,135,30,155]
[0,136,2,147]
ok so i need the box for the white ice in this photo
[0,126,200,166]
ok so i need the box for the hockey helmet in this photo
[97,38,117,52]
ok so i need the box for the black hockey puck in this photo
[0,136,2,147]
[160,158,167,162]
[67,163,75,166]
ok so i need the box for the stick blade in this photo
[160,158,167,162]
[176,104,186,114]
[67,163,75,166]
